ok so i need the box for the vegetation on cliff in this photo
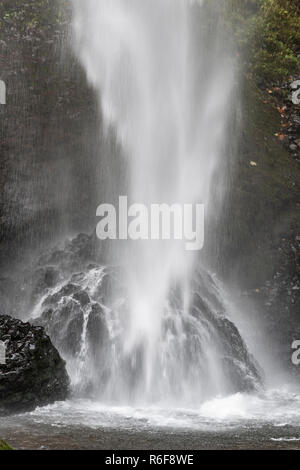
[228,0,300,83]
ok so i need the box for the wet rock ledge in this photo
[0,315,69,416]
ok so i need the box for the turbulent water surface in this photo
[2,389,300,449]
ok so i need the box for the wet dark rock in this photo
[34,266,61,291]
[43,283,80,307]
[34,280,109,362]
[35,297,84,357]
[222,356,257,393]
[166,270,263,394]
[244,232,300,378]
[0,1,101,271]
[73,290,90,306]
[37,233,98,275]
[215,78,300,291]
[65,233,94,261]
[71,272,86,284]
[86,303,108,351]
[63,312,84,356]
[191,301,261,392]
[0,314,69,416]
[29,266,62,306]
[100,267,124,306]
[0,277,15,315]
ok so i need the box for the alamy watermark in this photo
[0,341,6,365]
[96,196,205,251]
[291,340,300,366]
[291,80,300,106]
[0,80,6,105]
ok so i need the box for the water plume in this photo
[36,0,263,403]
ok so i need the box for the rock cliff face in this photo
[213,79,300,288]
[212,78,300,377]
[0,314,69,415]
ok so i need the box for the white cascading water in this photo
[39,0,262,405]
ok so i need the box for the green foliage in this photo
[228,0,300,83]
[0,440,13,450]
[0,0,71,33]
[251,0,300,81]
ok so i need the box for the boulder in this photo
[0,314,69,415]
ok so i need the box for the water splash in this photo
[32,257,261,405]
[46,0,261,403]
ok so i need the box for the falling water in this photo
[33,0,262,404]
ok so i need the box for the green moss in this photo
[0,440,13,450]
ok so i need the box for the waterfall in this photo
[31,0,262,405]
